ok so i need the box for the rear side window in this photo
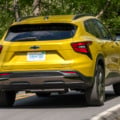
[84,19,112,40]
[84,19,103,39]
[95,20,112,40]
[5,23,77,41]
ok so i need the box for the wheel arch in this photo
[96,54,105,73]
[92,54,105,78]
[86,54,105,106]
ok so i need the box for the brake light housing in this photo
[71,41,92,58]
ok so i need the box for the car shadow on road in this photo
[14,92,87,108]
[9,89,119,109]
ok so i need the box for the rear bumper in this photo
[0,71,93,91]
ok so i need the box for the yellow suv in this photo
[0,14,120,107]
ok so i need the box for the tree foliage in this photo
[0,0,119,38]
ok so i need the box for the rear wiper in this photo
[13,37,38,41]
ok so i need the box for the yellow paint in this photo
[0,15,118,78]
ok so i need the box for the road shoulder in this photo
[91,104,120,120]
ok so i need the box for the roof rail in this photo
[73,14,93,20]
[16,16,36,22]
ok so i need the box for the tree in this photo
[13,0,21,21]
[0,0,119,39]
[33,0,41,16]
[96,0,111,18]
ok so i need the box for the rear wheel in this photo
[85,65,105,106]
[113,83,120,95]
[36,92,51,97]
[0,91,16,107]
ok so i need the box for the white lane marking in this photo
[91,104,120,120]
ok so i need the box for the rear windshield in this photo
[5,23,77,41]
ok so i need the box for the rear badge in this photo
[30,45,40,50]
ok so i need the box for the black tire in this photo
[113,83,120,95]
[0,91,16,107]
[85,65,105,106]
[36,92,51,97]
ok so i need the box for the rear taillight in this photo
[71,41,92,53]
[0,45,3,53]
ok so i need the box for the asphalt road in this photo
[0,86,120,120]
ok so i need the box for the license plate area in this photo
[27,52,46,61]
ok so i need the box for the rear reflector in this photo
[0,73,11,76]
[0,45,3,53]
[61,71,77,74]
[71,41,92,53]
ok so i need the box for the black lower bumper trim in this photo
[0,70,93,91]
[0,83,90,91]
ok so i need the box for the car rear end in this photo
[0,16,94,91]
